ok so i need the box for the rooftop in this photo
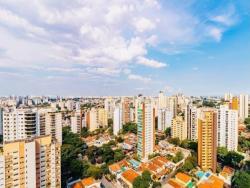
[121,169,140,184]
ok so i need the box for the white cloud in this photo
[137,57,167,68]
[133,17,156,32]
[208,27,223,42]
[128,74,151,83]
[0,0,240,95]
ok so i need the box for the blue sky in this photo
[0,0,249,96]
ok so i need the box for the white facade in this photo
[71,110,82,134]
[157,108,172,131]
[3,109,38,142]
[187,105,199,141]
[158,91,167,109]
[113,106,122,136]
[104,98,116,119]
[0,154,4,188]
[239,94,249,120]
[137,99,155,161]
[217,105,238,151]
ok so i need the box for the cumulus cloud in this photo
[128,74,151,83]
[0,0,240,94]
[137,56,167,68]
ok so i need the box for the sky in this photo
[0,0,250,96]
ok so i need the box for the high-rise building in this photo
[104,97,115,119]
[71,110,82,134]
[217,105,238,151]
[158,91,167,109]
[3,109,38,142]
[239,94,249,120]
[97,108,108,128]
[0,135,61,188]
[231,97,239,110]
[172,116,187,141]
[40,111,63,144]
[122,98,131,124]
[86,108,98,132]
[0,108,3,135]
[158,108,173,132]
[113,105,122,136]
[198,110,217,172]
[137,99,155,161]
[224,93,233,101]
[187,105,199,141]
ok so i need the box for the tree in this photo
[122,122,137,134]
[232,171,250,188]
[152,182,161,188]
[81,127,90,138]
[116,136,124,143]
[133,170,152,188]
[173,151,184,163]
[180,139,189,148]
[217,147,244,168]
[168,137,180,146]
[114,149,125,162]
[164,127,171,138]
[108,118,113,127]
[224,151,244,168]
[180,160,194,172]
[87,165,103,179]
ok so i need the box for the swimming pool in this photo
[196,171,204,179]
[129,159,140,168]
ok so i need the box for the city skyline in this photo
[0,1,250,96]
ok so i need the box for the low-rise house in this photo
[197,174,224,188]
[119,169,140,188]
[219,166,235,186]
[69,177,101,188]
[109,160,130,176]
[122,140,134,150]
[165,173,194,188]
[138,156,174,181]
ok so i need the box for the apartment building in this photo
[172,116,187,141]
[3,109,38,142]
[217,105,238,151]
[198,110,217,172]
[137,99,155,161]
[0,135,61,188]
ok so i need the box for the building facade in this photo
[198,110,217,172]
[217,105,238,151]
[0,135,61,188]
[137,99,155,161]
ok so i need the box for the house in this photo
[219,166,235,186]
[70,177,101,188]
[197,174,224,188]
[119,169,140,188]
[109,160,130,176]
[138,156,174,181]
[175,173,193,187]
[165,173,194,188]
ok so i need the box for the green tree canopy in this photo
[173,151,184,163]
[123,122,137,134]
[232,171,250,188]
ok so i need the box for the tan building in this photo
[0,135,61,188]
[97,108,108,128]
[198,110,217,172]
[86,108,98,132]
[122,97,131,124]
[38,110,62,144]
[171,116,187,141]
[231,97,239,110]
